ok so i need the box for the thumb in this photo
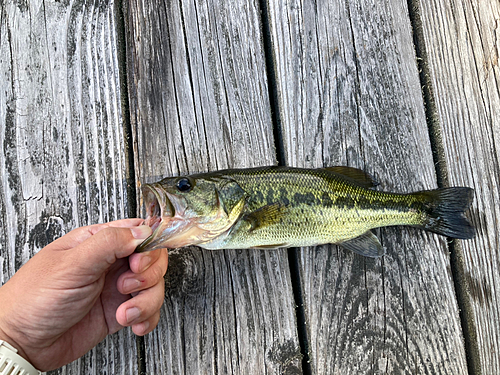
[50,219,145,251]
[70,225,152,275]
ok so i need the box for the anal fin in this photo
[339,231,385,257]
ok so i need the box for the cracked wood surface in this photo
[419,0,500,373]
[125,0,301,373]
[0,1,137,374]
[1,0,499,374]
[267,0,468,373]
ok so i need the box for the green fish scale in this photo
[203,167,424,249]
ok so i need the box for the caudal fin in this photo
[415,187,475,239]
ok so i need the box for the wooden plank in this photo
[419,0,500,372]
[0,0,137,373]
[267,0,469,373]
[125,0,302,373]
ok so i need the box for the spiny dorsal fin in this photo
[242,202,288,232]
[339,231,385,257]
[323,166,378,189]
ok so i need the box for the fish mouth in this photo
[136,183,175,252]
[136,181,243,252]
[136,183,207,252]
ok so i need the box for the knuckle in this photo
[160,249,169,269]
[152,311,161,329]
[145,281,164,309]
[154,282,165,307]
[68,225,94,240]
[98,229,118,250]
[151,264,166,283]
[99,227,124,247]
[93,227,132,262]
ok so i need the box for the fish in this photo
[136,166,475,257]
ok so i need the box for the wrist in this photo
[0,304,30,367]
[0,324,29,365]
[0,340,40,375]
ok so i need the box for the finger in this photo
[70,226,152,274]
[132,310,161,336]
[51,218,145,250]
[117,249,168,294]
[115,277,165,328]
[49,224,109,250]
[128,247,166,274]
[107,218,145,227]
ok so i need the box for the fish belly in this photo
[199,202,420,250]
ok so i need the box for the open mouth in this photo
[136,184,174,252]
[143,184,173,230]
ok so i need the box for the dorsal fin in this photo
[323,166,378,189]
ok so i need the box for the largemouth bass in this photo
[136,166,474,257]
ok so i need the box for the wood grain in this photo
[266,0,469,373]
[419,0,500,372]
[0,0,137,374]
[3,0,496,373]
[125,0,301,373]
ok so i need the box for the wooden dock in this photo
[1,0,498,373]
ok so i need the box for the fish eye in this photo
[176,177,193,192]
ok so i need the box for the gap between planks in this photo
[258,0,313,374]
[111,1,481,375]
[406,0,480,374]
[114,0,147,374]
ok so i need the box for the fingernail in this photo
[126,307,141,323]
[139,320,150,334]
[123,278,141,293]
[131,225,152,240]
[139,256,152,271]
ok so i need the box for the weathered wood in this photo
[266,0,469,373]
[4,0,498,373]
[419,0,500,373]
[0,0,137,374]
[125,0,301,373]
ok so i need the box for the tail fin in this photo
[415,187,475,239]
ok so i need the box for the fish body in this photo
[137,166,474,257]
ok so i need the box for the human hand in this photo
[0,218,168,371]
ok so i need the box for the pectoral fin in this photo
[242,202,288,232]
[339,231,385,257]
